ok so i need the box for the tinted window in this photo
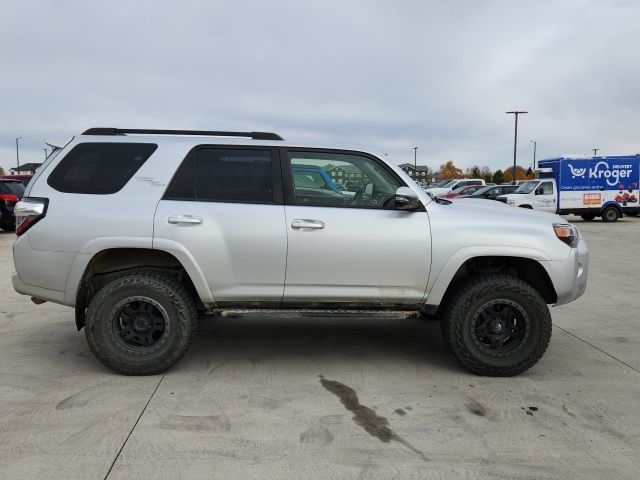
[47,143,157,194]
[165,148,273,203]
[288,151,401,209]
[0,181,25,196]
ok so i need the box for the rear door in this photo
[154,146,287,302]
[281,149,431,305]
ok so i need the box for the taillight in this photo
[0,194,19,203]
[14,197,48,236]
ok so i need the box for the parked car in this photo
[0,179,25,231]
[424,178,486,197]
[460,184,519,201]
[440,184,484,199]
[13,127,588,376]
[1,174,34,187]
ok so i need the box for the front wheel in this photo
[580,214,596,221]
[441,274,551,376]
[85,270,198,375]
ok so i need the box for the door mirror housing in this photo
[394,186,422,210]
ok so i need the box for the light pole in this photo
[530,140,537,174]
[506,111,527,184]
[413,147,417,179]
[593,148,599,156]
[16,137,22,172]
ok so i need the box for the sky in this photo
[1,0,639,173]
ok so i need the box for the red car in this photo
[440,184,484,199]
[0,179,26,231]
[1,174,33,186]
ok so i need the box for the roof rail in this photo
[82,128,284,141]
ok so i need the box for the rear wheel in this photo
[85,270,198,375]
[580,214,596,221]
[441,274,551,376]
[601,206,620,222]
[518,205,533,209]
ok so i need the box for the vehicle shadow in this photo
[180,313,463,375]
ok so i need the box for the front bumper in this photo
[541,238,589,306]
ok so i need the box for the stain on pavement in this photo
[319,375,428,462]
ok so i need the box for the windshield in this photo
[0,181,25,196]
[514,180,539,194]
[468,186,492,197]
[436,180,456,188]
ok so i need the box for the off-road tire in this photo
[85,270,198,375]
[441,273,552,376]
[580,214,596,221]
[601,206,620,222]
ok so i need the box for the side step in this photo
[208,309,418,319]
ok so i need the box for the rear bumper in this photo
[12,270,69,305]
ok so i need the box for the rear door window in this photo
[0,181,25,196]
[164,148,275,203]
[47,143,157,194]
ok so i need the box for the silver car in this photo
[13,128,588,376]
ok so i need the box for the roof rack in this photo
[82,128,283,141]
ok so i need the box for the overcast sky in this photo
[1,0,639,173]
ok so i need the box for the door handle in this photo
[291,219,325,230]
[168,215,203,226]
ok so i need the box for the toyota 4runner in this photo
[12,128,588,376]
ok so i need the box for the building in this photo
[398,163,442,185]
[10,163,42,174]
[324,164,367,189]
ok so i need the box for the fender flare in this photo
[423,245,553,307]
[65,236,215,307]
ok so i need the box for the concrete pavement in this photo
[1,216,639,479]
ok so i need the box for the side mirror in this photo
[394,186,422,210]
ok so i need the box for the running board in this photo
[208,309,419,319]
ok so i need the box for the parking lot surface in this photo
[1,216,639,480]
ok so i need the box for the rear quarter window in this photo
[47,142,157,194]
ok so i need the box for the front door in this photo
[533,180,557,212]
[281,149,431,305]
[154,146,287,302]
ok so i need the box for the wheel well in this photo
[75,248,201,330]
[439,256,557,309]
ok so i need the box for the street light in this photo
[43,148,48,160]
[413,147,418,178]
[506,111,527,184]
[593,148,599,156]
[530,140,537,173]
[16,137,22,172]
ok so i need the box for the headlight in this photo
[507,199,515,206]
[553,223,579,248]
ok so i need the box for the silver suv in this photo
[13,128,589,376]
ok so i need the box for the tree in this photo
[470,165,481,179]
[480,166,493,182]
[439,160,463,179]
[503,166,528,182]
[492,169,504,184]
[526,167,533,179]
[0,166,4,176]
